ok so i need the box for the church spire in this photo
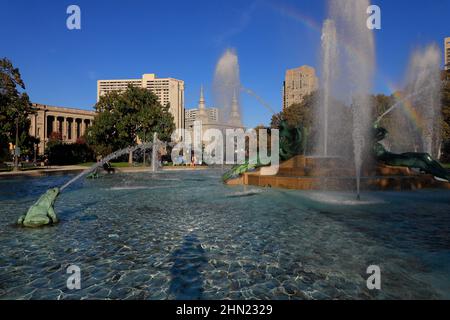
[199,85,205,108]
[198,85,208,123]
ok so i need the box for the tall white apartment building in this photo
[97,73,185,129]
[445,37,450,71]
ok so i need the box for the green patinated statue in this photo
[373,126,450,182]
[222,120,450,184]
[17,188,60,227]
[222,120,305,182]
[222,158,261,182]
[278,120,305,162]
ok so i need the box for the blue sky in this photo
[1,0,449,128]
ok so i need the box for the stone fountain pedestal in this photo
[227,155,450,191]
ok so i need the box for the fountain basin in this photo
[228,156,450,191]
[1,170,450,299]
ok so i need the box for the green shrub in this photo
[47,143,95,165]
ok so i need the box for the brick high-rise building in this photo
[282,65,318,110]
[445,37,450,70]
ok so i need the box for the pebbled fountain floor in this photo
[0,169,449,300]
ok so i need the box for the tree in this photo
[136,102,174,143]
[282,92,317,129]
[0,58,36,162]
[441,70,450,162]
[271,92,318,153]
[270,112,284,129]
[86,85,175,157]
[271,93,317,130]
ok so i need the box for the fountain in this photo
[60,142,163,192]
[152,132,159,172]
[18,141,165,227]
[223,0,449,193]
[6,2,450,302]
[213,48,243,127]
[315,19,337,157]
[249,0,375,197]
[18,1,449,228]
[327,0,375,199]
[387,45,442,157]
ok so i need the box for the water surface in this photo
[0,170,449,299]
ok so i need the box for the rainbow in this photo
[268,1,322,32]
[270,1,426,134]
[388,86,425,133]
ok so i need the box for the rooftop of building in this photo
[32,103,96,116]
[97,73,184,83]
[285,65,316,74]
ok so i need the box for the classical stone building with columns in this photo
[29,103,96,155]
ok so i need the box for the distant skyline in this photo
[1,0,449,128]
